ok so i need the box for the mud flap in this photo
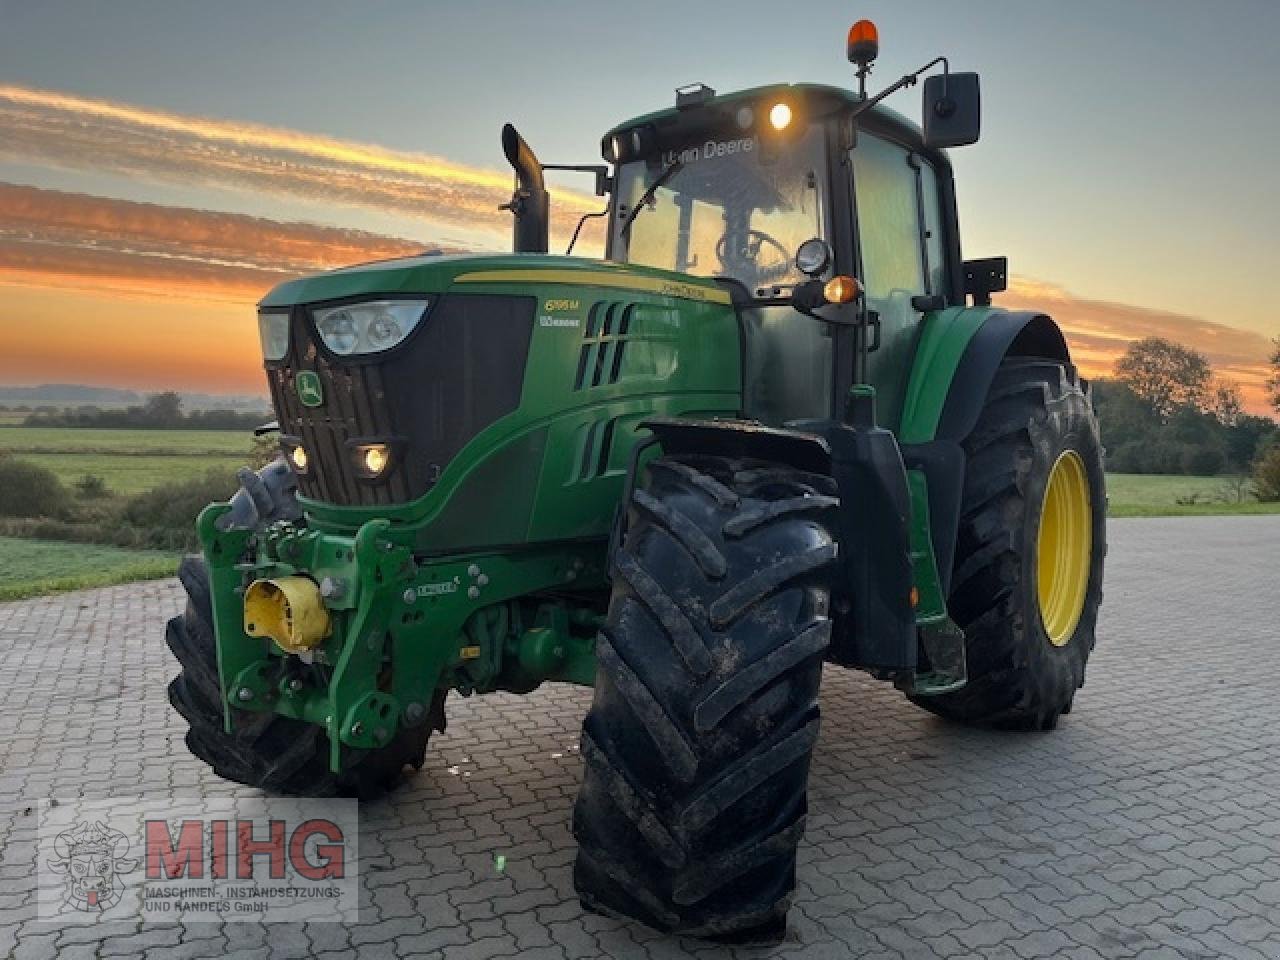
[806,389,917,673]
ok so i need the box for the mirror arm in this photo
[541,163,613,197]
[850,56,949,119]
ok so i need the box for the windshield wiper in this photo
[618,159,684,239]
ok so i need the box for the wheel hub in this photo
[1036,449,1091,647]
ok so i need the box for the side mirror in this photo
[922,72,980,148]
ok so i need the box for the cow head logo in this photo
[48,821,137,912]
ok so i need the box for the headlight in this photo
[258,311,290,361]
[281,436,308,473]
[351,442,392,478]
[346,439,401,481]
[312,300,429,356]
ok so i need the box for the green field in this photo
[0,426,253,494]
[0,426,250,454]
[1106,473,1279,517]
[0,536,176,602]
[16,452,248,495]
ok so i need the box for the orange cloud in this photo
[0,182,431,302]
[0,84,602,248]
[998,277,1275,416]
[0,184,450,394]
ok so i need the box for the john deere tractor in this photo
[166,20,1105,940]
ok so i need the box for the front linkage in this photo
[196,503,602,775]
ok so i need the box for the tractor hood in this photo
[255,250,738,521]
[259,253,731,308]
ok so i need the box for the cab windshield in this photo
[613,125,828,297]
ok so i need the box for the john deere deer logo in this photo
[48,821,138,913]
[296,371,324,407]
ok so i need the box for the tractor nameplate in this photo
[418,578,461,597]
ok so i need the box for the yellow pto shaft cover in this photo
[243,576,332,653]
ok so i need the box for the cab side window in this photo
[852,134,924,312]
[916,158,948,297]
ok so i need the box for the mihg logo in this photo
[38,798,359,924]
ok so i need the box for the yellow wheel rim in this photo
[1036,450,1092,647]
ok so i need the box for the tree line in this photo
[1093,337,1278,493]
[18,392,270,430]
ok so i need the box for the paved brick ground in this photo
[1,515,1279,959]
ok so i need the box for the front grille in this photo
[267,294,535,507]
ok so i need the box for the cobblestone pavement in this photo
[2,515,1279,959]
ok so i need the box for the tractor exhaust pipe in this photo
[501,123,549,254]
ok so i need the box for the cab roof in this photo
[603,82,921,143]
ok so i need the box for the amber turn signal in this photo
[823,275,861,304]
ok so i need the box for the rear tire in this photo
[910,357,1105,730]
[573,455,838,939]
[166,556,441,797]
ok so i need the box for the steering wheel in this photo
[717,228,792,287]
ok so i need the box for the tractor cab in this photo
[601,79,973,431]
[605,84,844,425]
[507,27,983,430]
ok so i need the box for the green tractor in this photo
[166,20,1105,940]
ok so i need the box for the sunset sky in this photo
[1,0,1276,411]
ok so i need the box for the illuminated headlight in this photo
[363,446,389,475]
[312,299,430,356]
[258,311,290,361]
[348,440,398,480]
[279,437,309,473]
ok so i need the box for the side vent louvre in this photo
[573,302,635,390]
[572,416,619,482]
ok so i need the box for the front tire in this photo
[166,556,441,797]
[910,357,1106,730]
[573,455,838,940]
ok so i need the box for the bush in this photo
[117,470,238,549]
[74,474,109,499]
[1132,437,1189,475]
[250,432,281,469]
[1182,444,1226,477]
[1254,446,1280,502]
[1105,441,1145,474]
[1226,415,1279,471]
[0,458,72,518]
